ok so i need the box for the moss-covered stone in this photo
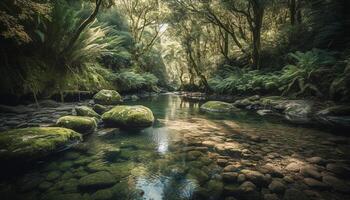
[200,101,238,113]
[78,171,116,190]
[75,106,100,118]
[93,90,122,105]
[0,127,82,162]
[56,116,97,134]
[93,104,108,114]
[102,105,154,129]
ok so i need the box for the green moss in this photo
[56,116,97,134]
[93,89,122,105]
[75,106,100,118]
[200,101,237,112]
[0,127,82,162]
[102,105,154,129]
[78,171,116,190]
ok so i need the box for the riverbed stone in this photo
[200,101,238,113]
[240,169,266,186]
[303,178,330,190]
[0,127,82,162]
[322,175,350,193]
[75,106,100,118]
[102,105,154,129]
[56,116,97,134]
[300,166,321,180]
[268,180,286,193]
[93,90,122,105]
[326,163,350,177]
[222,172,238,182]
[78,171,116,190]
[283,188,310,200]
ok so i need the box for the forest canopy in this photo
[0,0,349,102]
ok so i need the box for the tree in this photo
[117,0,162,69]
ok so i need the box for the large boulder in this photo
[56,116,97,134]
[200,101,238,113]
[315,105,350,130]
[102,105,154,129]
[75,106,100,118]
[283,100,314,124]
[93,90,122,105]
[0,127,82,162]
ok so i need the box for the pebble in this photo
[303,178,330,190]
[268,180,286,193]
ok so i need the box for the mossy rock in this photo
[102,105,154,129]
[75,106,100,118]
[0,127,82,162]
[93,104,108,115]
[78,171,116,190]
[200,101,238,113]
[93,90,122,105]
[56,116,97,134]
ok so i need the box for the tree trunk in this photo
[251,1,264,69]
[289,0,296,25]
[224,31,229,59]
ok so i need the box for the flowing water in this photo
[0,94,350,200]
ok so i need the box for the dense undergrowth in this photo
[0,0,164,102]
[209,49,350,102]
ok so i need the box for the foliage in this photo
[114,71,159,92]
[209,69,280,94]
[279,49,337,97]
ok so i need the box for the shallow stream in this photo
[0,94,349,200]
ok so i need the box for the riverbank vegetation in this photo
[1,0,349,103]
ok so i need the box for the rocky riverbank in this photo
[179,92,350,132]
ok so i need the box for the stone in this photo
[186,150,203,161]
[217,159,228,167]
[188,168,209,184]
[224,165,238,172]
[78,171,116,190]
[131,95,140,101]
[303,178,330,190]
[102,105,154,129]
[222,172,238,182]
[46,171,61,181]
[268,180,286,194]
[283,100,314,124]
[283,189,310,200]
[93,104,108,115]
[237,174,246,183]
[38,181,53,191]
[260,164,284,178]
[75,106,100,118]
[326,163,350,177]
[200,101,238,113]
[300,166,321,180]
[93,90,122,105]
[56,116,97,134]
[285,162,303,172]
[315,105,350,130]
[240,169,266,186]
[0,127,82,162]
[91,188,115,200]
[264,194,279,200]
[306,157,325,165]
[322,175,350,193]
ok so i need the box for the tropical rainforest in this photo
[0,0,350,200]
